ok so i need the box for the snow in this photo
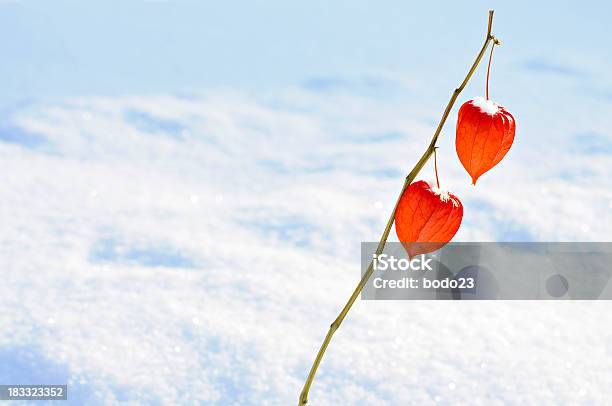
[0,88,611,405]
[429,182,461,207]
[471,96,500,115]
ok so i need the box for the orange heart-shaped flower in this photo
[456,97,516,185]
[395,180,463,258]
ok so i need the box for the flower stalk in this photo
[298,10,500,405]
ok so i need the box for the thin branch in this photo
[486,42,496,100]
[298,10,499,405]
[434,147,440,188]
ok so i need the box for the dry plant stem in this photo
[298,10,499,405]
[486,42,496,100]
[434,147,440,188]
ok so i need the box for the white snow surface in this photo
[0,88,611,405]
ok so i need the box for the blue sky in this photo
[2,1,611,106]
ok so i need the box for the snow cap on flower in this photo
[424,180,461,207]
[471,96,499,115]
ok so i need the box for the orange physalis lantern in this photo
[394,180,463,258]
[455,97,515,185]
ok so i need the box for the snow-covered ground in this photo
[1,84,611,405]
